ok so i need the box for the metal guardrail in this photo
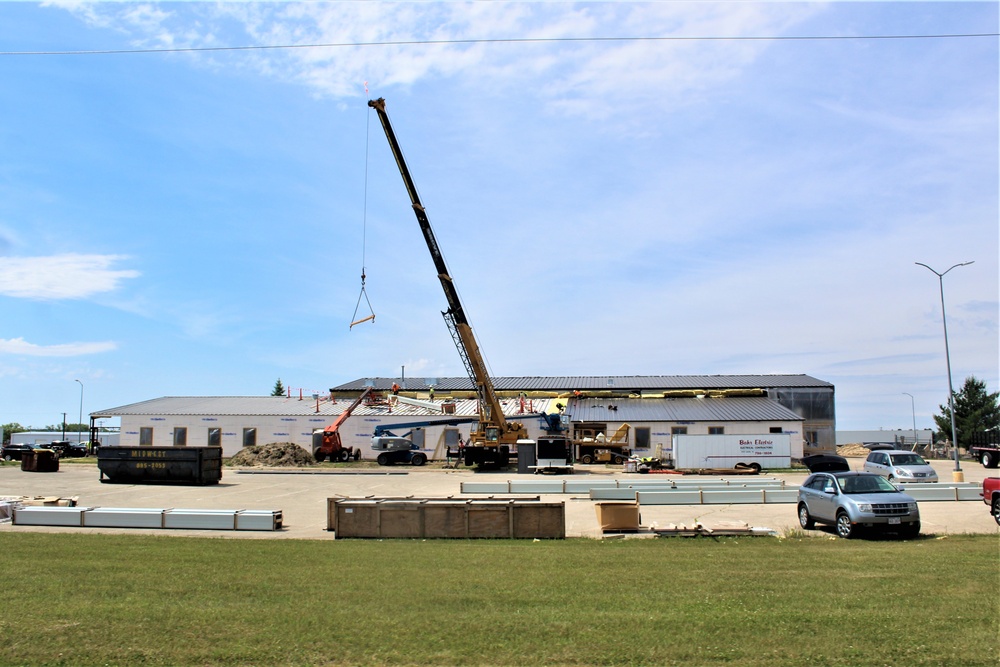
[461,479,982,505]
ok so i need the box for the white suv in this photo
[863,450,938,483]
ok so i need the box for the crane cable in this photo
[350,97,376,329]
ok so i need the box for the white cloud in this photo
[0,254,139,300]
[0,337,117,357]
[52,2,821,120]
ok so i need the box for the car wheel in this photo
[2,454,11,461]
[376,453,390,466]
[581,455,593,464]
[797,503,815,530]
[901,521,920,539]
[982,452,998,469]
[992,498,1000,526]
[337,449,350,462]
[835,511,856,539]
[410,453,427,466]
[613,455,624,465]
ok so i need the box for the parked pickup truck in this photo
[982,478,1000,525]
[969,430,1000,468]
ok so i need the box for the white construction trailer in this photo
[669,434,792,472]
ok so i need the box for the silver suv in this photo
[863,450,938,483]
[797,471,920,538]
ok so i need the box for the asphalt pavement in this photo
[1,458,996,539]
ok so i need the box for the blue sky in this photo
[0,1,996,432]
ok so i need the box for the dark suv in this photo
[45,441,88,458]
[2,443,35,461]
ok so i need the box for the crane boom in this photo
[368,98,525,466]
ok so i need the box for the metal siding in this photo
[330,374,832,392]
[566,397,802,423]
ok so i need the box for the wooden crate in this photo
[327,498,564,539]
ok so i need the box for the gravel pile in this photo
[836,443,870,458]
[229,442,315,467]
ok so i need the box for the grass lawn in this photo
[0,533,995,666]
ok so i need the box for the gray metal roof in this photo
[94,395,799,424]
[331,374,832,392]
[567,397,803,423]
[92,395,559,420]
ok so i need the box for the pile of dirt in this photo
[837,443,870,458]
[229,442,315,467]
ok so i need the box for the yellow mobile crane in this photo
[368,98,526,468]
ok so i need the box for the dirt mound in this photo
[229,442,315,467]
[837,443,870,458]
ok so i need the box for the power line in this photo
[2,32,997,56]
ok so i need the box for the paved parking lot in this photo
[1,458,996,539]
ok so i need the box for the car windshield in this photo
[889,453,926,465]
[837,475,898,494]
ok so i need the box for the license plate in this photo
[889,517,901,525]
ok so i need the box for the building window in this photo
[139,427,153,446]
[174,427,187,447]
[208,428,222,448]
[769,427,783,434]
[805,430,818,447]
[634,427,651,449]
[243,428,257,448]
[671,426,688,435]
[708,426,725,435]
[411,428,425,448]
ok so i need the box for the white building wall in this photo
[119,413,507,459]
[118,413,803,461]
[120,414,331,458]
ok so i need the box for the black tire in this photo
[2,454,11,461]
[376,453,391,466]
[337,449,350,462]
[982,452,999,469]
[581,454,593,464]
[797,503,815,530]
[613,455,624,465]
[901,521,920,539]
[410,453,427,467]
[835,511,856,539]
[748,463,762,474]
[992,498,1000,526]
[314,452,327,463]
[353,450,361,461]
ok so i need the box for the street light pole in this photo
[916,261,973,477]
[902,392,917,450]
[75,379,84,444]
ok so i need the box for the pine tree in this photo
[271,378,286,397]
[933,376,1000,450]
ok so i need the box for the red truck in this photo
[982,478,1000,525]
